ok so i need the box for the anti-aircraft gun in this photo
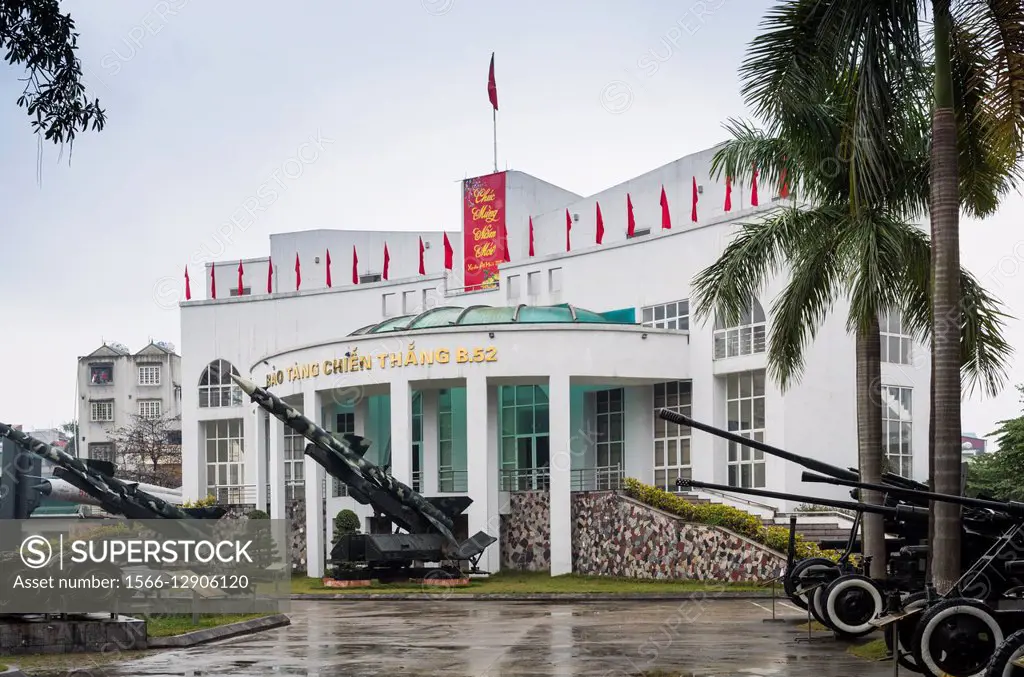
[232,375,497,581]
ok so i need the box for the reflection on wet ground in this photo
[100,599,892,676]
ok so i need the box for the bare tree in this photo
[108,413,182,488]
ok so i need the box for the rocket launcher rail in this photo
[657,408,928,492]
[677,478,930,521]
[801,472,1024,518]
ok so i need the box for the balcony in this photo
[499,465,624,492]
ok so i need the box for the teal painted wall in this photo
[449,387,468,473]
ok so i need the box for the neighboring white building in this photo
[179,144,930,577]
[77,341,183,464]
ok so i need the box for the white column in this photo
[390,379,412,485]
[269,413,286,519]
[466,376,500,572]
[623,386,654,483]
[243,408,261,507]
[303,388,326,578]
[548,374,572,576]
[254,409,268,512]
[421,390,439,495]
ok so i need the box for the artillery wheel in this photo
[984,628,1024,677]
[786,557,836,610]
[912,597,1003,677]
[823,574,885,638]
[883,590,929,673]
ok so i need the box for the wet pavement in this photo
[99,599,892,676]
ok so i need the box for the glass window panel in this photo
[610,442,623,466]
[752,371,765,396]
[610,388,623,409]
[654,441,664,466]
[206,466,215,484]
[754,463,766,488]
[740,374,752,398]
[753,398,765,429]
[713,335,726,359]
[728,442,738,463]
[740,400,752,429]
[667,439,677,466]
[727,401,739,431]
[516,386,534,405]
[501,409,517,436]
[741,464,752,488]
[439,440,453,466]
[741,447,751,462]
[535,406,549,434]
[412,416,422,442]
[535,436,550,468]
[517,407,535,435]
[439,414,453,441]
[728,465,738,487]
[654,414,666,438]
[217,440,228,462]
[680,438,691,466]
[642,307,654,323]
[900,339,911,365]
[517,438,533,469]
[654,306,665,320]
[501,387,515,406]
[610,415,623,442]
[655,469,666,490]
[535,387,548,404]
[727,375,739,399]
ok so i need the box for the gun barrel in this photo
[679,478,929,520]
[801,472,1024,517]
[657,409,927,489]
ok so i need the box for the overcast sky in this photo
[0,0,1021,443]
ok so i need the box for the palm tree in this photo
[734,0,1023,592]
[694,79,1012,577]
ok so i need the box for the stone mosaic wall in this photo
[499,490,784,582]
[500,491,550,571]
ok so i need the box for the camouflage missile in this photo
[0,422,199,523]
[230,374,461,547]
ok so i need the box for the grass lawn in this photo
[144,613,270,637]
[292,570,768,595]
[848,638,889,661]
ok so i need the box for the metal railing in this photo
[498,465,624,492]
[438,468,468,493]
[209,483,257,506]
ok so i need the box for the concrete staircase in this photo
[673,492,853,547]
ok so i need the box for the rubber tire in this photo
[984,628,1024,677]
[883,590,929,673]
[810,583,836,632]
[823,574,885,638]
[787,557,837,611]
[912,597,1003,677]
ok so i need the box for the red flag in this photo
[660,186,671,230]
[353,245,360,284]
[487,52,498,110]
[595,202,604,244]
[267,257,273,293]
[528,216,535,256]
[184,266,191,301]
[443,232,454,270]
[565,209,572,252]
[418,237,426,274]
[326,249,332,288]
[382,243,389,281]
[780,168,790,198]
[501,223,510,262]
[626,193,636,237]
[210,264,216,299]
[691,177,699,222]
[751,165,759,206]
[237,260,244,296]
[294,253,301,291]
[724,177,733,211]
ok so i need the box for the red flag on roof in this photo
[381,243,389,281]
[487,52,498,110]
[724,176,732,211]
[691,177,699,222]
[419,237,426,274]
[353,246,360,284]
[325,249,332,288]
[595,202,604,244]
[210,265,216,299]
[528,217,535,256]
[501,222,510,262]
[565,209,572,252]
[751,165,760,206]
[184,266,191,301]
[443,232,454,270]
[660,186,671,230]
[294,254,301,290]
[267,257,273,293]
[626,193,635,237]
[238,260,245,295]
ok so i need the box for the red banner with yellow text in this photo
[462,172,506,290]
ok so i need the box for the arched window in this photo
[198,359,243,408]
[713,297,767,359]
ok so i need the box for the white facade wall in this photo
[180,146,931,561]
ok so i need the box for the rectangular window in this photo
[229,287,251,297]
[411,394,423,493]
[138,400,162,419]
[549,267,563,293]
[653,381,692,491]
[527,271,540,296]
[713,298,766,359]
[360,273,382,284]
[595,388,624,489]
[284,426,306,501]
[628,227,651,239]
[881,385,913,477]
[507,274,521,300]
[726,371,766,488]
[437,390,465,492]
[641,300,690,331]
[499,385,550,491]
[403,290,418,314]
[332,412,356,497]
[90,400,114,422]
[89,363,113,385]
[89,443,115,463]
[879,309,912,365]
[382,293,397,317]
[205,419,245,504]
[138,364,161,386]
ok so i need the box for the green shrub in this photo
[622,478,840,561]
[246,509,270,519]
[181,495,218,508]
[333,509,361,542]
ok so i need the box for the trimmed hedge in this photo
[622,478,840,561]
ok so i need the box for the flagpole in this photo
[492,107,497,173]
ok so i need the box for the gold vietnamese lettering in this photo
[471,205,499,223]
[261,347,498,386]
[472,187,496,203]
[473,224,497,240]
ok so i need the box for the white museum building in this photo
[175,144,930,577]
